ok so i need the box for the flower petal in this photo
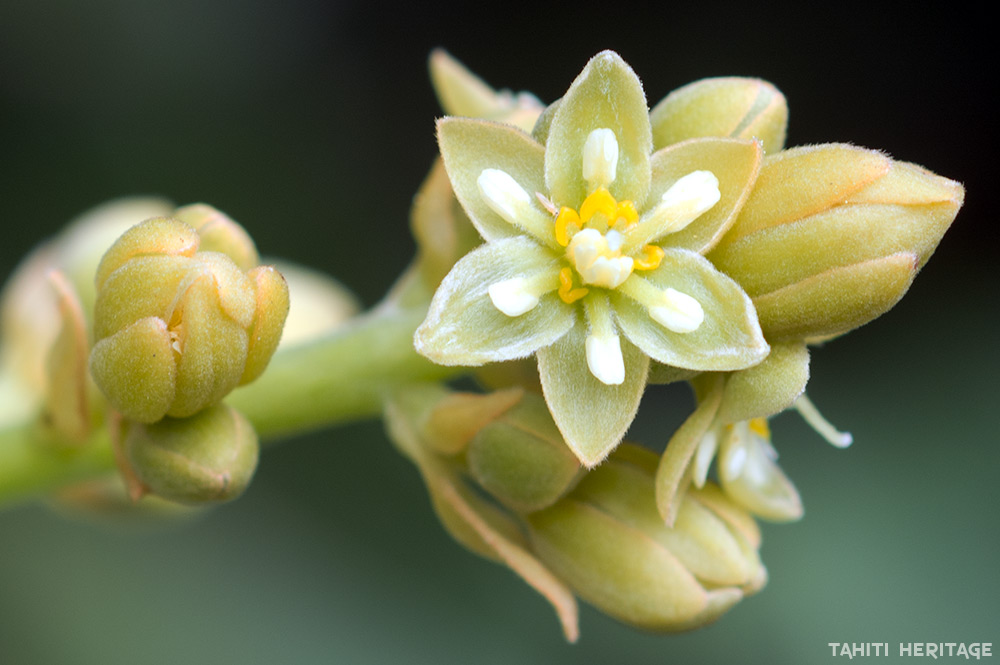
[650,77,788,155]
[647,138,762,254]
[415,237,574,365]
[437,117,551,245]
[536,322,648,467]
[613,250,768,371]
[545,51,652,209]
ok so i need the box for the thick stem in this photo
[0,302,456,509]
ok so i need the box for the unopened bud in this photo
[122,403,259,504]
[429,49,544,133]
[172,204,259,271]
[90,215,289,423]
[708,146,963,341]
[467,391,581,512]
[527,444,765,632]
[650,77,788,154]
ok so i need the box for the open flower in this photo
[415,52,768,465]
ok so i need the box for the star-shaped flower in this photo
[415,52,769,466]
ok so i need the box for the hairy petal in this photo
[545,51,652,209]
[537,323,649,467]
[415,237,575,365]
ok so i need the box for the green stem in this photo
[0,301,456,509]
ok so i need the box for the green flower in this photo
[415,52,768,466]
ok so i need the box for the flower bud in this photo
[1,198,172,407]
[527,444,765,632]
[429,49,544,133]
[466,391,581,512]
[650,77,788,154]
[121,403,259,504]
[171,203,259,271]
[410,158,483,291]
[90,215,289,423]
[708,145,964,341]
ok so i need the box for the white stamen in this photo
[719,421,803,522]
[692,427,720,488]
[567,228,634,289]
[649,288,704,333]
[585,332,625,385]
[644,170,721,237]
[488,278,539,317]
[793,394,854,448]
[478,169,531,225]
[582,128,619,190]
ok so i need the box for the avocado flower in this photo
[415,52,768,466]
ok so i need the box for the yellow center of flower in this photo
[553,187,664,303]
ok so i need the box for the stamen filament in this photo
[477,169,558,247]
[619,276,704,333]
[622,170,721,253]
[794,394,854,448]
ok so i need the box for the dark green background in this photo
[0,2,995,663]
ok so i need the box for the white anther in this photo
[488,278,539,317]
[478,169,532,225]
[585,332,625,385]
[646,170,721,236]
[719,421,803,522]
[649,287,704,333]
[582,128,619,190]
[567,228,634,289]
[692,427,720,488]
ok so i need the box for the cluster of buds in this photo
[0,200,300,507]
[386,385,766,640]
[89,205,291,503]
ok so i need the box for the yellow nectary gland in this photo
[554,188,662,303]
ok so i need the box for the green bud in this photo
[467,391,581,512]
[410,158,482,291]
[708,145,964,341]
[0,198,171,408]
[527,444,765,632]
[717,341,809,423]
[122,403,259,504]
[429,49,544,133]
[90,215,289,423]
[650,77,788,154]
[171,204,259,271]
[422,387,523,455]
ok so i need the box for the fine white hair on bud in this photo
[488,278,540,317]
[582,128,619,190]
[478,168,531,225]
[585,332,625,385]
[649,287,704,333]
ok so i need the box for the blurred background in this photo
[0,1,995,663]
